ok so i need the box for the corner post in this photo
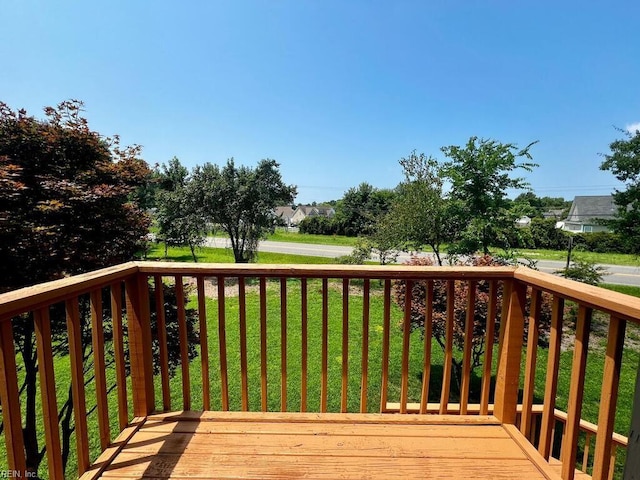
[125,273,155,417]
[494,278,527,424]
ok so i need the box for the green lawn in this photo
[518,248,640,267]
[266,230,360,247]
[146,243,339,265]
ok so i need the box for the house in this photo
[542,209,565,219]
[515,215,532,228]
[557,195,615,233]
[274,206,296,227]
[290,204,336,225]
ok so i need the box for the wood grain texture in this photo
[110,282,129,429]
[494,280,527,424]
[592,316,625,480]
[460,280,476,415]
[259,277,268,412]
[175,275,191,410]
[217,276,229,411]
[480,280,498,415]
[0,318,26,473]
[440,280,456,414]
[66,297,90,475]
[34,308,64,480]
[360,278,370,414]
[341,278,349,413]
[561,305,592,480]
[419,280,434,414]
[96,412,556,480]
[380,279,391,413]
[539,295,565,459]
[153,275,171,412]
[125,275,155,417]
[300,278,308,412]
[90,289,111,450]
[196,276,210,410]
[238,277,249,412]
[521,287,542,440]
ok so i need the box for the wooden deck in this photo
[85,412,563,480]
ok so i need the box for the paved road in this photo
[204,237,640,287]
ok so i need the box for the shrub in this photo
[392,255,552,396]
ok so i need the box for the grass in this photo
[518,248,640,266]
[266,230,360,247]
[146,243,340,265]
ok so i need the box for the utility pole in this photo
[565,236,573,270]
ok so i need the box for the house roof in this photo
[274,206,296,218]
[565,196,616,223]
[542,209,565,219]
[296,205,335,215]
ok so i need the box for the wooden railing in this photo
[0,262,637,480]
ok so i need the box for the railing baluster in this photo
[34,307,63,480]
[66,297,90,475]
[480,280,498,415]
[420,280,433,414]
[260,277,268,412]
[341,278,349,413]
[539,295,565,459]
[607,445,616,480]
[360,278,370,413]
[152,275,171,412]
[301,278,308,412]
[281,277,288,412]
[440,280,455,414]
[460,280,477,415]
[321,278,329,413]
[400,279,413,414]
[561,305,592,480]
[521,288,542,439]
[582,431,592,473]
[175,275,191,410]
[110,282,129,429]
[197,276,211,411]
[90,289,110,450]
[380,279,391,413]
[217,276,229,411]
[593,315,626,479]
[239,277,249,412]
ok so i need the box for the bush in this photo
[554,259,608,286]
[298,216,340,235]
[392,255,552,396]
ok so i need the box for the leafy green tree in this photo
[442,137,538,254]
[193,158,296,262]
[0,100,152,474]
[386,151,464,265]
[336,182,395,236]
[156,158,207,261]
[600,128,640,253]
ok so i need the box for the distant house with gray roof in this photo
[556,195,615,233]
[290,205,336,226]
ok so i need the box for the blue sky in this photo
[1,1,639,204]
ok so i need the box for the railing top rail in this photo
[0,262,138,321]
[515,267,640,324]
[134,261,518,279]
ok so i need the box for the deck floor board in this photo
[93,412,561,479]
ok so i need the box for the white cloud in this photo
[626,122,640,134]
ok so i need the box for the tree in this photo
[335,182,395,236]
[155,158,207,261]
[442,137,538,254]
[0,100,152,474]
[600,128,640,253]
[385,151,464,265]
[193,158,296,262]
